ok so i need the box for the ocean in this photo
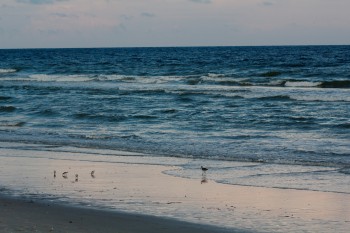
[1,46,350,194]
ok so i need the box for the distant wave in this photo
[74,113,127,122]
[260,71,282,77]
[272,80,350,89]
[0,121,25,127]
[32,109,59,117]
[279,80,350,89]
[161,109,178,114]
[255,94,350,102]
[284,81,322,88]
[202,76,252,86]
[290,95,350,102]
[2,73,350,89]
[29,74,91,82]
[133,115,158,120]
[256,95,293,101]
[3,81,349,103]
[318,80,350,88]
[0,96,12,101]
[0,69,17,74]
[0,106,16,112]
[335,123,350,129]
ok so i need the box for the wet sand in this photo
[0,143,350,232]
[0,195,235,233]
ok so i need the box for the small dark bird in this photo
[75,174,78,182]
[201,166,208,172]
[91,170,95,178]
[62,171,68,178]
[54,170,56,178]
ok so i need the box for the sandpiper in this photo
[201,166,208,172]
[54,170,56,178]
[75,174,78,182]
[91,170,95,177]
[62,171,68,178]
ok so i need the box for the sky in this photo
[0,0,350,48]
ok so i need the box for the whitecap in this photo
[0,69,17,74]
[28,74,91,82]
[284,81,322,87]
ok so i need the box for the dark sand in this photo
[0,195,241,233]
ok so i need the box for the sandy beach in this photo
[0,142,350,232]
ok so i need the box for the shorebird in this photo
[54,170,56,178]
[75,174,78,182]
[62,171,68,178]
[91,170,95,178]
[201,166,208,184]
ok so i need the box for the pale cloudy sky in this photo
[0,0,350,48]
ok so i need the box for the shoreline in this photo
[1,142,350,232]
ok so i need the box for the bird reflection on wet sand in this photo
[201,175,208,184]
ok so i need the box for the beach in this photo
[1,142,349,232]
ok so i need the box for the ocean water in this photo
[1,46,350,194]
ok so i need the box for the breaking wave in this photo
[318,80,350,88]
[284,81,322,88]
[0,69,17,74]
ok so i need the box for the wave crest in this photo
[284,81,322,88]
[319,80,350,89]
[0,106,16,112]
[0,69,17,74]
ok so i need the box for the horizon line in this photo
[1,44,350,50]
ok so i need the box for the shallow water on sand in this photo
[0,142,349,233]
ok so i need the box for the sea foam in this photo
[0,69,17,74]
